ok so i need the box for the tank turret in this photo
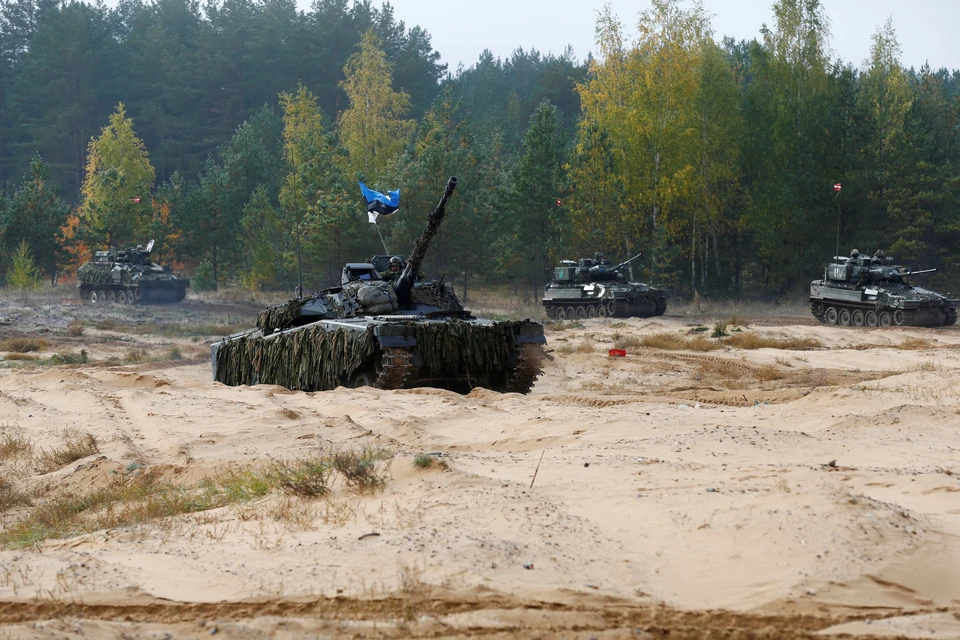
[212,177,545,394]
[810,250,957,327]
[77,239,189,305]
[543,252,667,320]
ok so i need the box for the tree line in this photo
[2,0,959,300]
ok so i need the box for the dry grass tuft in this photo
[49,350,89,365]
[0,474,31,512]
[66,321,85,337]
[3,353,37,362]
[35,430,100,474]
[269,457,333,497]
[0,433,33,461]
[616,332,721,351]
[897,337,933,350]
[0,337,49,353]
[413,454,434,469]
[94,319,117,331]
[333,445,393,491]
[755,365,785,381]
[723,333,822,351]
[122,348,150,364]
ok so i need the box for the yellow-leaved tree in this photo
[79,104,155,248]
[338,30,415,180]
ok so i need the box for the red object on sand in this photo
[608,349,626,357]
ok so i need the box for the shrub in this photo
[712,321,729,338]
[413,454,434,469]
[0,337,49,353]
[49,350,89,365]
[269,458,333,497]
[35,430,99,474]
[333,445,393,491]
[6,241,42,293]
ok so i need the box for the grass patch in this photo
[723,333,822,350]
[153,323,237,337]
[48,350,89,365]
[34,430,100,474]
[897,337,933,350]
[66,321,85,337]
[614,332,721,352]
[712,321,729,338]
[755,365,785,381]
[0,337,49,353]
[122,348,150,364]
[94,319,117,331]
[413,454,434,469]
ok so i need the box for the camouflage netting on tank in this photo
[414,320,517,379]
[77,263,124,285]
[215,325,376,391]
[411,282,463,310]
[257,299,308,333]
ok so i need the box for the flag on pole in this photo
[359,182,400,224]
[833,183,842,191]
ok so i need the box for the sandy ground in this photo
[1,294,959,638]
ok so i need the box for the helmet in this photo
[389,256,403,271]
[850,249,859,257]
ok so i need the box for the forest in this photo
[1,0,959,300]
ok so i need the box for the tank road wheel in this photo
[88,290,100,305]
[96,291,106,305]
[838,308,852,327]
[824,307,839,325]
[894,310,905,326]
[596,304,608,318]
[133,288,142,302]
[865,310,878,327]
[553,306,566,321]
[811,301,825,322]
[565,306,576,320]
[878,311,892,328]
[587,305,597,319]
[851,309,865,327]
[106,290,117,304]
[945,308,957,327]
[348,371,376,388]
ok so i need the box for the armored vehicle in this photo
[78,240,190,305]
[211,177,546,394]
[543,253,667,320]
[810,250,958,327]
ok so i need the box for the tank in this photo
[542,253,667,320]
[77,240,190,305]
[210,177,546,394]
[810,250,958,327]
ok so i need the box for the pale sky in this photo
[383,0,960,72]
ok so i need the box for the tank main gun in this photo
[395,177,458,305]
[609,252,644,273]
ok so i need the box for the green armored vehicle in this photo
[543,253,667,320]
[211,178,546,394]
[78,240,190,305]
[810,250,958,327]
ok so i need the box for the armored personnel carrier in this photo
[810,250,957,327]
[77,240,190,305]
[543,253,667,320]
[211,178,546,394]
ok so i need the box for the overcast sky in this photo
[382,0,960,72]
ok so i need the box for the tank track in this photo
[546,300,612,320]
[505,343,544,393]
[947,307,958,326]
[375,347,413,390]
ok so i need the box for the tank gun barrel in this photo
[612,252,644,272]
[395,177,458,303]
[903,268,936,276]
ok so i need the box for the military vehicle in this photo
[77,240,190,305]
[211,177,546,394]
[810,250,958,327]
[543,253,667,320]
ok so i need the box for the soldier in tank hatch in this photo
[379,256,404,282]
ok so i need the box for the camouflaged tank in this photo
[543,253,667,320]
[77,240,190,305]
[211,177,546,394]
[810,250,958,327]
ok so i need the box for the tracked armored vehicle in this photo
[77,240,189,305]
[543,253,667,320]
[211,178,545,394]
[810,251,957,327]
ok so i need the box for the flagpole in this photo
[374,219,389,255]
[834,183,842,259]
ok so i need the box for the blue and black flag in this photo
[359,182,400,223]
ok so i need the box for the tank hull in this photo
[810,281,958,328]
[542,283,667,320]
[77,257,189,305]
[211,316,546,394]
[78,282,188,305]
